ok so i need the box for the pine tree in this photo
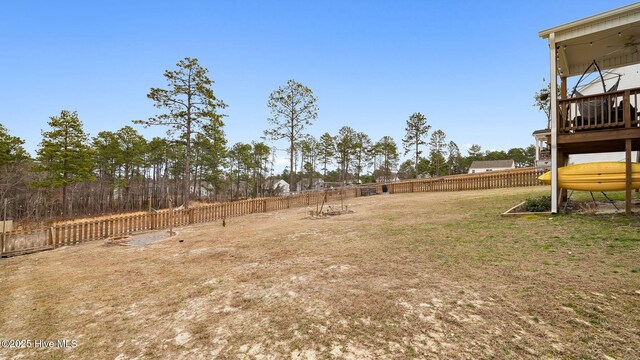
[264,79,318,192]
[428,129,447,176]
[92,131,120,211]
[251,142,271,197]
[115,126,146,209]
[35,110,94,216]
[374,136,399,182]
[0,123,30,212]
[0,123,29,166]
[299,135,317,189]
[317,133,335,179]
[402,112,430,178]
[228,142,252,199]
[335,126,356,182]
[353,132,372,183]
[135,57,227,208]
[446,141,462,174]
[199,116,228,198]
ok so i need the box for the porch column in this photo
[549,33,559,213]
[626,139,632,214]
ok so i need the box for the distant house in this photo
[296,178,325,192]
[532,128,551,168]
[468,160,515,174]
[272,179,290,194]
[190,180,216,198]
[375,172,399,183]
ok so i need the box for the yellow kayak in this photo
[538,161,640,191]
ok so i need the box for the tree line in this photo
[1,57,535,221]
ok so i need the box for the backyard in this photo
[1,186,639,359]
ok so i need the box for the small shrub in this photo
[524,195,551,212]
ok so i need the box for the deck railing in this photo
[558,87,640,133]
[1,167,545,257]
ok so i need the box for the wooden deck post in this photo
[626,139,632,214]
[624,90,631,128]
[561,152,569,203]
[637,149,640,194]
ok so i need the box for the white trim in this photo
[539,2,640,38]
[549,33,559,214]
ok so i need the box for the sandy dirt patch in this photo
[1,187,639,359]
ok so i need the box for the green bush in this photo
[523,195,551,212]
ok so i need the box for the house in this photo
[272,179,290,194]
[532,67,640,168]
[568,64,639,165]
[539,3,640,213]
[468,160,515,174]
[375,172,399,183]
[296,178,325,192]
[190,180,216,198]
[532,129,551,168]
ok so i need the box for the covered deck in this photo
[539,3,640,213]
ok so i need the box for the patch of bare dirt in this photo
[1,187,639,359]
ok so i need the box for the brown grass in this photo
[1,186,639,359]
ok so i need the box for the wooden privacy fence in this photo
[0,188,358,257]
[1,167,545,257]
[380,167,546,194]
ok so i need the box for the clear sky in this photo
[0,0,635,169]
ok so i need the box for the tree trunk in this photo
[415,140,419,179]
[184,74,193,208]
[184,121,191,209]
[193,163,199,201]
[289,136,295,193]
[62,184,67,217]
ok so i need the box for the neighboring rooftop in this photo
[532,128,551,135]
[469,160,515,169]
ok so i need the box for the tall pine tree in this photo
[135,57,227,208]
[264,80,318,192]
[402,112,430,178]
[35,110,94,216]
[0,123,29,166]
[317,133,335,179]
[0,123,30,211]
[428,129,447,176]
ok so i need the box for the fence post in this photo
[169,198,173,236]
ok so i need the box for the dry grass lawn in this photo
[1,186,639,359]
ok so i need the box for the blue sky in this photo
[0,0,635,168]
